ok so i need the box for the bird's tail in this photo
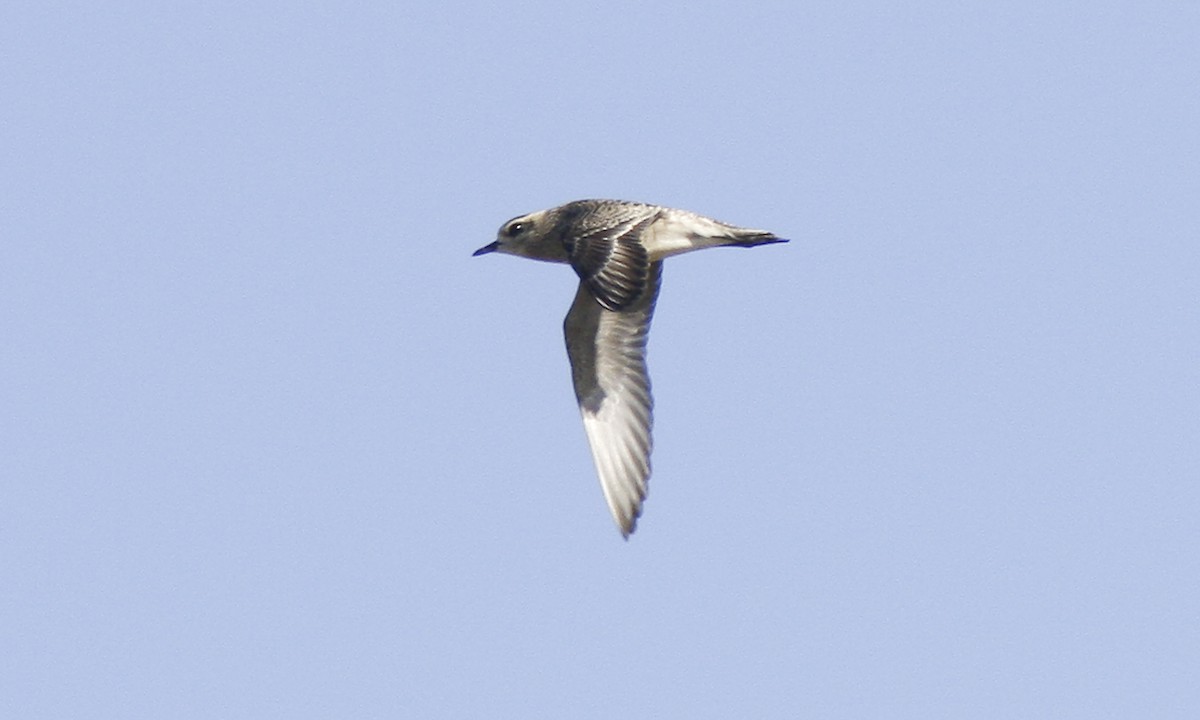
[648,208,789,258]
[724,228,789,247]
[681,211,788,248]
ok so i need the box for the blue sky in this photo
[3,1,1198,717]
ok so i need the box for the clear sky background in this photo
[3,2,1198,718]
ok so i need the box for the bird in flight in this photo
[474,199,787,537]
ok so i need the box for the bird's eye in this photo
[505,221,526,237]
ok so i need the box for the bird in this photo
[473,199,787,537]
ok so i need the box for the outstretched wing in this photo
[563,261,663,537]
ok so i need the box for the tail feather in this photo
[648,208,789,258]
[726,229,788,247]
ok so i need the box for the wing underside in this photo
[563,262,662,536]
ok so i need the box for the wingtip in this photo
[612,507,640,539]
[618,508,643,539]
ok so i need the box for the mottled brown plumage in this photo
[474,199,787,537]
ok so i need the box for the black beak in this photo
[472,241,499,257]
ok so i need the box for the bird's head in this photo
[472,209,569,263]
